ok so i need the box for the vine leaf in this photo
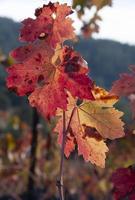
[111,166,135,200]
[54,86,125,168]
[7,42,54,96]
[111,66,135,119]
[20,2,75,47]
[7,44,94,119]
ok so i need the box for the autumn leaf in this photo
[7,44,94,118]
[29,72,68,118]
[111,66,135,119]
[78,96,124,140]
[111,72,135,97]
[29,46,94,118]
[6,42,54,96]
[111,166,135,200]
[54,87,125,167]
[20,2,75,47]
[55,107,109,168]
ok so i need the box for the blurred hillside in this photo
[0,17,20,53]
[75,38,135,88]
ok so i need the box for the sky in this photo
[0,0,135,45]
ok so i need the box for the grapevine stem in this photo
[57,108,76,200]
[57,110,66,200]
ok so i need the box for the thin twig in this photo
[57,108,76,200]
[57,111,66,200]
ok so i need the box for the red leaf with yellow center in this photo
[7,44,94,118]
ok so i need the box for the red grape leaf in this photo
[6,42,54,96]
[111,66,135,119]
[111,166,135,200]
[7,44,94,118]
[20,2,75,47]
[29,70,68,118]
[111,74,135,96]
